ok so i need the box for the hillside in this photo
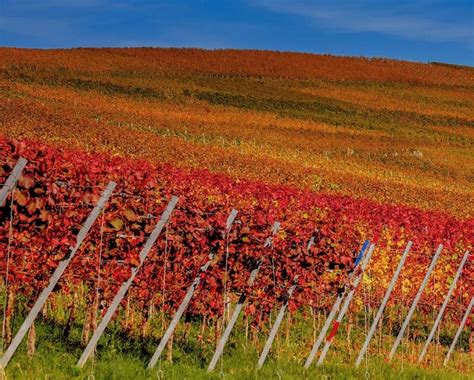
[0,48,473,378]
[1,48,473,217]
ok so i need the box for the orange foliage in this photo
[1,47,473,86]
[0,48,473,218]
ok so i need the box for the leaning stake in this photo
[77,196,179,368]
[355,241,413,367]
[257,274,299,368]
[419,250,470,363]
[0,157,27,208]
[147,209,238,369]
[443,297,474,366]
[304,240,370,369]
[0,181,116,368]
[207,221,280,372]
[316,243,376,366]
[388,244,443,360]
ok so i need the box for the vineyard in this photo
[0,48,473,378]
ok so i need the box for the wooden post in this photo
[316,243,376,366]
[389,244,443,360]
[257,274,299,368]
[304,240,370,369]
[418,250,470,362]
[76,196,179,368]
[0,182,116,368]
[355,241,413,367]
[207,221,280,372]
[147,209,238,369]
[0,157,27,208]
[443,297,474,366]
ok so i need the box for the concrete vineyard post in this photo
[0,181,116,368]
[207,221,280,372]
[76,196,179,368]
[418,250,470,363]
[147,209,238,369]
[443,297,474,366]
[304,240,370,369]
[355,241,413,367]
[257,274,299,368]
[316,243,376,366]
[0,157,27,208]
[388,244,443,360]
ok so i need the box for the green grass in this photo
[2,318,472,380]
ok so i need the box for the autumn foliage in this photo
[1,48,472,217]
[0,138,472,326]
[0,48,472,341]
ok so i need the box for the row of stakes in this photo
[0,157,472,371]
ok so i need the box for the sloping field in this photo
[0,48,473,217]
[0,48,473,377]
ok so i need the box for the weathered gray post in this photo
[418,250,470,363]
[388,244,443,360]
[443,297,473,366]
[316,243,376,365]
[257,274,299,368]
[77,196,179,368]
[255,234,319,369]
[355,241,413,367]
[304,240,370,369]
[207,221,280,372]
[147,209,238,369]
[0,181,116,368]
[0,157,27,208]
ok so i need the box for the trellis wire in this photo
[355,241,413,368]
[147,209,238,369]
[8,266,452,313]
[316,243,376,366]
[207,221,280,372]
[0,157,27,208]
[443,297,474,366]
[76,195,179,368]
[418,250,470,363]
[388,244,443,360]
[304,239,370,369]
[0,181,116,368]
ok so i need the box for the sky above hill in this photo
[1,0,473,65]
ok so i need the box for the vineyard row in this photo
[0,157,472,371]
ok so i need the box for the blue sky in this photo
[1,0,473,65]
